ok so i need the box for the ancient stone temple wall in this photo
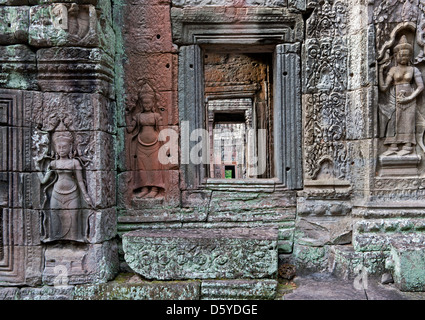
[1,0,425,300]
[0,0,118,299]
[113,0,304,299]
[295,0,375,274]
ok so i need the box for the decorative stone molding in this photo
[171,6,304,46]
[36,47,114,98]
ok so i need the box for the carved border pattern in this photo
[124,237,277,280]
[303,0,349,184]
[306,0,347,39]
[304,92,348,180]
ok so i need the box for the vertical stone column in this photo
[115,0,181,237]
[295,0,358,273]
[274,43,303,190]
[0,0,118,291]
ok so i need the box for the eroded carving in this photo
[304,92,348,180]
[123,228,278,280]
[306,0,347,39]
[126,83,165,199]
[30,3,97,47]
[34,116,93,243]
[304,38,348,93]
[373,0,420,50]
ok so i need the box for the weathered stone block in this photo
[297,199,352,217]
[32,92,115,134]
[29,3,114,53]
[0,45,37,90]
[30,0,98,4]
[347,31,374,90]
[181,190,211,208]
[0,0,29,5]
[0,89,39,128]
[293,244,329,275]
[1,209,41,246]
[19,286,74,300]
[346,0,370,36]
[83,131,116,171]
[345,87,375,140]
[42,241,118,285]
[329,245,364,280]
[86,208,117,244]
[0,287,20,300]
[0,6,29,45]
[302,93,351,182]
[278,226,294,254]
[171,6,304,45]
[295,216,352,247]
[302,37,348,94]
[123,3,176,54]
[362,250,389,276]
[387,239,425,292]
[201,279,277,300]
[118,206,209,225]
[125,53,178,94]
[306,0,347,39]
[123,227,278,280]
[36,47,114,98]
[74,275,201,300]
[117,170,180,211]
[172,0,288,6]
[0,209,43,287]
[353,218,425,252]
[208,191,296,223]
[85,170,116,209]
[0,245,43,286]
[329,245,389,280]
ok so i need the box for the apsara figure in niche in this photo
[126,83,165,199]
[379,35,425,156]
[37,118,93,242]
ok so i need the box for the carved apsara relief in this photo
[33,115,93,243]
[376,22,425,177]
[379,35,424,157]
[125,82,165,199]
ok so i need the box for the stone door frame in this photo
[172,6,304,191]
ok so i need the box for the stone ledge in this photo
[73,275,201,300]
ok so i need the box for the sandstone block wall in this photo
[1,0,425,298]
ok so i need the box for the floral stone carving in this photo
[123,227,278,280]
